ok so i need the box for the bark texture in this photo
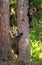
[0,0,15,65]
[17,0,31,65]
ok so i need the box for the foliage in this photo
[33,0,42,10]
[30,27,42,60]
[9,0,16,4]
[9,0,17,27]
[35,24,42,41]
[10,25,17,35]
[29,0,42,27]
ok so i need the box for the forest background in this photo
[9,0,42,65]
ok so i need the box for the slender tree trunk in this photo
[0,0,14,65]
[17,0,31,65]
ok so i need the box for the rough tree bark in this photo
[17,0,31,65]
[0,0,15,65]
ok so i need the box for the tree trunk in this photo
[17,0,31,65]
[0,0,14,65]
